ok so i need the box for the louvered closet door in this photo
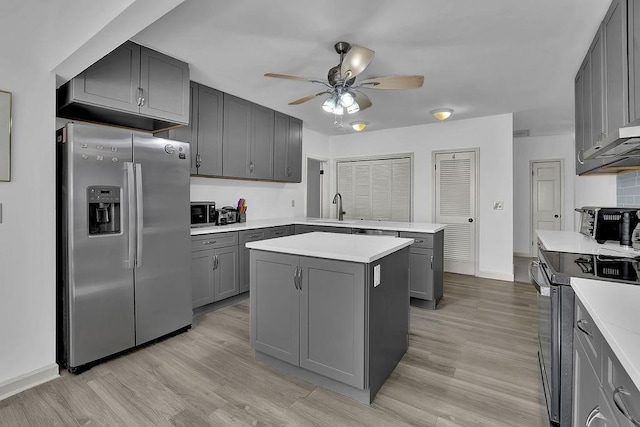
[337,157,411,221]
[435,151,476,275]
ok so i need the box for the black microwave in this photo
[190,202,216,227]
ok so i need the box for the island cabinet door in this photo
[250,251,300,366]
[408,247,433,299]
[299,257,366,389]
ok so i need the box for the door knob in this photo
[468,218,473,223]
[554,214,559,218]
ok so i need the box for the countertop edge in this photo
[192,217,446,235]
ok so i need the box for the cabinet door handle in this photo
[414,239,424,243]
[202,240,217,246]
[137,88,144,107]
[430,255,433,270]
[613,387,640,426]
[247,234,259,239]
[293,266,299,290]
[576,319,593,338]
[249,161,255,173]
[585,406,603,427]
[287,167,292,177]
[577,149,584,165]
[196,154,202,168]
[297,267,302,290]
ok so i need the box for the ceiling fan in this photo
[265,41,424,116]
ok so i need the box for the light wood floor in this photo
[0,273,547,426]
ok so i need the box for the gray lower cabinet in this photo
[250,246,410,403]
[294,224,352,234]
[57,41,189,131]
[399,230,444,309]
[239,226,293,294]
[573,297,640,427]
[191,232,239,308]
[274,112,302,182]
[250,251,365,388]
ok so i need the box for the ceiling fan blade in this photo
[353,91,372,111]
[358,75,424,89]
[264,72,312,82]
[289,91,330,105]
[340,45,375,79]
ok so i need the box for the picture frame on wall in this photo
[0,90,11,182]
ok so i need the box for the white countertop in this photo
[536,230,640,257]
[191,217,446,236]
[245,232,414,263]
[571,278,640,391]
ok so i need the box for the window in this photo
[336,156,412,221]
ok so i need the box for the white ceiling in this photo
[133,0,610,136]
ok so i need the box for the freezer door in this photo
[133,134,192,344]
[65,123,135,368]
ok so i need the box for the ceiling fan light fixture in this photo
[350,121,368,132]
[431,108,453,121]
[339,91,355,107]
[322,96,337,113]
[346,102,360,114]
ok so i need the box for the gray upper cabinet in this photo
[58,41,189,132]
[139,46,190,124]
[196,85,224,177]
[250,104,274,180]
[70,41,141,114]
[604,0,629,135]
[575,0,639,175]
[274,112,302,182]
[223,94,252,178]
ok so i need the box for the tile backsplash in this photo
[617,171,640,207]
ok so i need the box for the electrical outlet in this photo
[291,199,295,208]
[493,201,504,210]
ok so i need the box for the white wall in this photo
[190,128,330,219]
[0,59,58,390]
[328,114,514,281]
[513,134,576,256]
[0,0,185,397]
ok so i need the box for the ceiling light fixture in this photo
[431,108,453,121]
[350,121,368,132]
[323,92,360,116]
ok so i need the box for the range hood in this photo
[583,124,640,160]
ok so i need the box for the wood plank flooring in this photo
[0,273,548,426]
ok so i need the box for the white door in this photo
[531,161,562,255]
[434,150,477,275]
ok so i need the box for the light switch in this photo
[493,201,504,210]
[374,264,381,287]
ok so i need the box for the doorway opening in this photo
[306,157,329,218]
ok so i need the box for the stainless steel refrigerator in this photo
[57,122,192,372]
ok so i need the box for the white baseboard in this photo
[477,270,514,282]
[0,364,59,401]
[514,251,532,258]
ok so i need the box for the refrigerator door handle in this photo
[126,162,136,269]
[135,163,144,267]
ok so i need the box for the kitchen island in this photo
[247,232,413,404]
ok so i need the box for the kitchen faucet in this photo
[332,192,346,221]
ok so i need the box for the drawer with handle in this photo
[266,226,292,239]
[399,232,433,249]
[191,231,238,250]
[239,229,267,245]
[605,349,640,427]
[575,297,604,380]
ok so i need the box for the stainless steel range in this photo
[530,249,640,426]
